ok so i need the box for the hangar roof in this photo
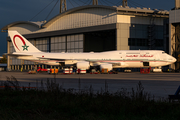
[43,5,116,27]
[1,21,44,31]
[43,5,169,27]
[1,5,169,31]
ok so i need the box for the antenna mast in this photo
[60,0,67,13]
[93,0,98,5]
[122,0,128,7]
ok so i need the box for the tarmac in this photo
[0,71,180,99]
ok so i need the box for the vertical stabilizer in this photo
[8,31,41,53]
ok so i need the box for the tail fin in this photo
[8,31,41,53]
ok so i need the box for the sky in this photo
[0,0,175,56]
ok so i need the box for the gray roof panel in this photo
[1,21,44,31]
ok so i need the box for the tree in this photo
[0,55,7,64]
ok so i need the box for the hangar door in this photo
[84,30,116,52]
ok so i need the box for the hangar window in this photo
[128,38,163,47]
[51,36,66,53]
[51,34,84,53]
[36,38,49,52]
[9,42,15,53]
[128,38,148,46]
[155,39,163,47]
[67,34,84,53]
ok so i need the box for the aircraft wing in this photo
[37,57,85,61]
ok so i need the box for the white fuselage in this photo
[13,50,176,68]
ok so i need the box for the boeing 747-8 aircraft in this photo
[7,31,176,70]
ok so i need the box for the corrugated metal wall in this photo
[8,24,40,35]
[8,8,117,35]
[170,9,180,23]
[7,8,165,35]
[46,8,117,32]
[117,15,164,25]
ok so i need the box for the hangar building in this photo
[169,0,180,70]
[1,5,169,71]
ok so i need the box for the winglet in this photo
[8,31,41,53]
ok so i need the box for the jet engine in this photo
[100,64,113,71]
[76,61,90,69]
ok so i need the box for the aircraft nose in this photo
[172,57,177,63]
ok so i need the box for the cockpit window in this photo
[162,52,165,54]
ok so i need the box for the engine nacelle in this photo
[76,62,90,69]
[100,64,113,71]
